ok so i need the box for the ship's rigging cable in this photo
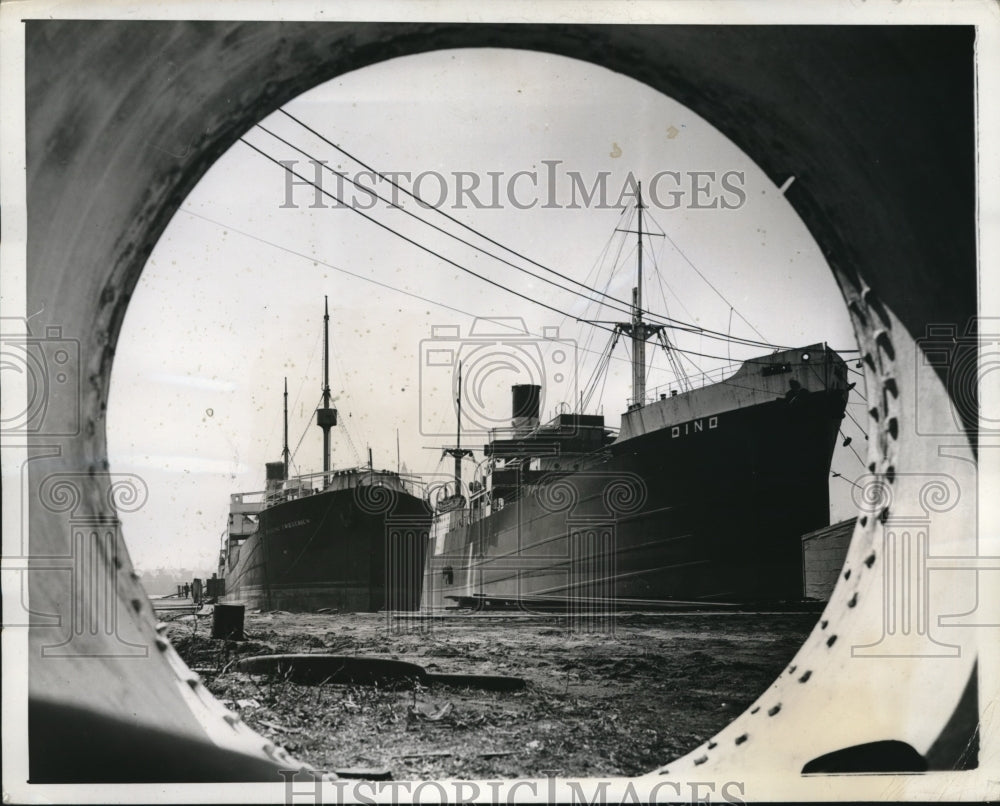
[326,324,365,466]
[655,329,694,393]
[288,392,324,473]
[574,229,638,389]
[839,427,866,466]
[648,238,703,386]
[637,205,767,367]
[842,404,869,436]
[573,207,635,364]
[623,202,770,349]
[728,307,734,362]
[830,471,864,490]
[658,226,770,344]
[268,325,321,470]
[846,364,870,390]
[263,113,797,354]
[342,419,364,468]
[650,231,703,326]
[581,330,621,412]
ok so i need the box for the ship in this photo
[421,190,850,610]
[219,298,433,612]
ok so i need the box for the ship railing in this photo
[486,418,612,443]
[229,491,266,511]
[280,466,426,486]
[235,467,430,505]
[643,359,744,404]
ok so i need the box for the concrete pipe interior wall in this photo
[21,20,982,788]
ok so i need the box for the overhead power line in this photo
[271,109,794,353]
[240,136,612,334]
[234,137,862,379]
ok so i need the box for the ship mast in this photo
[315,296,338,487]
[633,191,646,405]
[282,377,290,480]
[443,361,472,499]
[615,182,664,408]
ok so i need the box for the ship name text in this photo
[671,416,719,439]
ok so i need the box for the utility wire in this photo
[272,110,861,356]
[179,207,642,374]
[257,123,631,319]
[268,112,797,352]
[240,137,616,335]
[208,135,863,414]
[246,136,793,371]
[277,109,647,316]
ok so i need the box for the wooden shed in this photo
[801,517,857,601]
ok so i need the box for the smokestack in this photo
[265,461,285,495]
[511,384,541,432]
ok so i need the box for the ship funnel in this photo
[511,384,541,432]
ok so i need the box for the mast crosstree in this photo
[614,183,666,408]
[442,361,473,505]
[579,183,695,411]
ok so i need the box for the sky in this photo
[105,48,867,573]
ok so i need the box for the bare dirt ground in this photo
[165,609,816,779]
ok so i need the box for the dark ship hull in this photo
[218,298,433,612]
[422,344,849,609]
[222,471,433,611]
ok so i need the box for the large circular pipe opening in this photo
[19,21,982,792]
